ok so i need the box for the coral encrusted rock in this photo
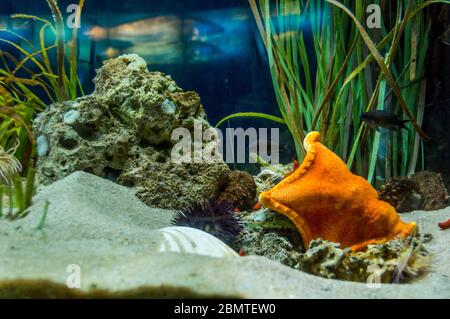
[34,54,232,209]
[298,237,432,283]
[216,171,257,210]
[129,162,231,210]
[233,208,304,268]
[379,171,449,212]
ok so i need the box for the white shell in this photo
[157,226,238,258]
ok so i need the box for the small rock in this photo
[378,171,449,212]
[398,191,422,212]
[216,170,257,210]
[253,210,266,222]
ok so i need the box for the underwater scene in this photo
[0,0,450,301]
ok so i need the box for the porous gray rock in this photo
[34,54,229,209]
[130,162,231,210]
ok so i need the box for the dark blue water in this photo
[1,0,277,122]
[0,0,302,169]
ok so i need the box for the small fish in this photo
[361,111,410,131]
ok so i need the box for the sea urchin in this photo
[171,199,243,244]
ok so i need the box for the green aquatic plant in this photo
[0,144,22,184]
[0,144,21,218]
[36,200,50,230]
[0,0,85,170]
[0,83,34,170]
[218,0,449,184]
[0,165,36,220]
[0,144,36,219]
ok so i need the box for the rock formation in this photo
[34,54,256,209]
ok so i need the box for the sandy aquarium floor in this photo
[0,171,449,299]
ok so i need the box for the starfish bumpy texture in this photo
[259,131,416,251]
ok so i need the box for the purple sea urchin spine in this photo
[171,199,243,244]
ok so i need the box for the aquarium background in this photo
[0,0,300,169]
[0,0,449,177]
[0,0,449,300]
[0,1,273,121]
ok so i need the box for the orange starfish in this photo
[259,131,416,251]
